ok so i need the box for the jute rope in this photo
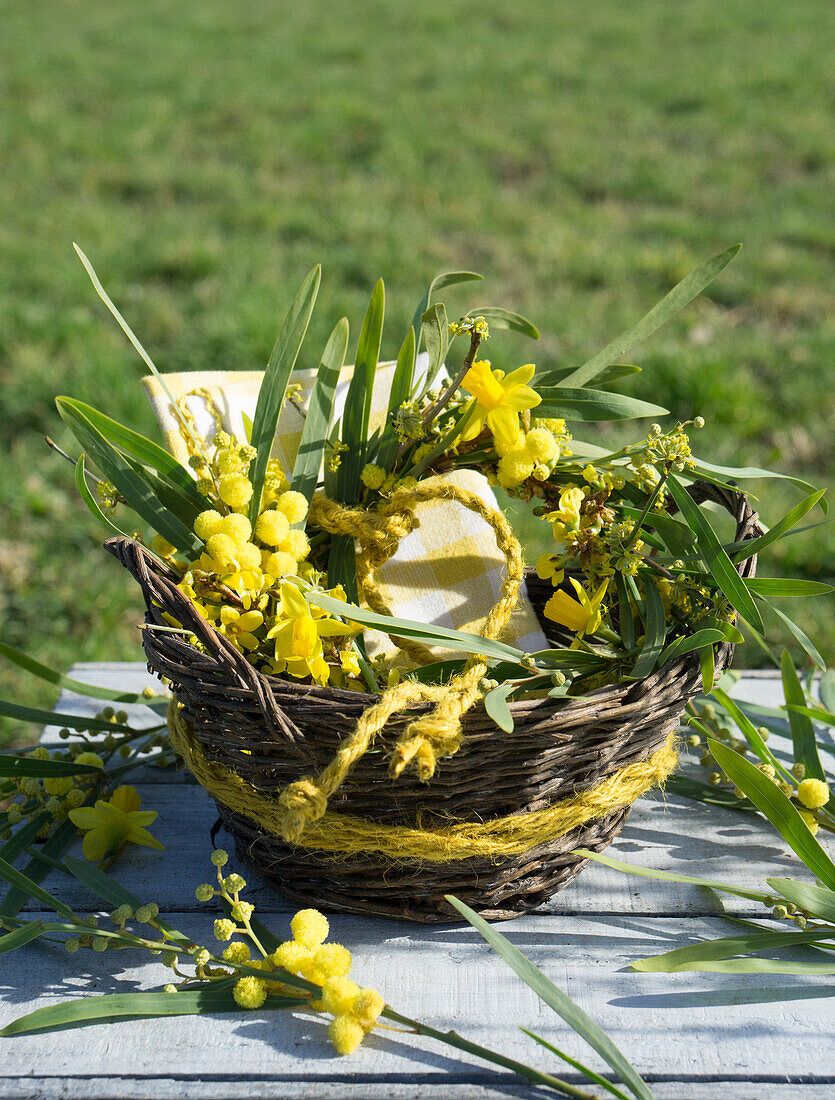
[167,698,678,859]
[267,481,526,841]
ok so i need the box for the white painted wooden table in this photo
[2,666,833,1099]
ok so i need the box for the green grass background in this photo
[1,0,833,743]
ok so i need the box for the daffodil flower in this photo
[267,582,356,684]
[460,360,541,448]
[535,553,566,586]
[218,606,264,651]
[544,577,610,640]
[69,785,164,863]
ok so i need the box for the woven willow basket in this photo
[108,480,760,922]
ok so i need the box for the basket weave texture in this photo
[107,480,760,922]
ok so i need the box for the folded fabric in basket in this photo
[142,360,547,656]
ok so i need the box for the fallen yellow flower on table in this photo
[69,784,164,863]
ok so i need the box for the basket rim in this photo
[105,477,761,727]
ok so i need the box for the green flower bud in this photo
[211,849,229,867]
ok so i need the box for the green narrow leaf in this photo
[766,878,835,922]
[820,672,835,714]
[57,399,200,555]
[336,279,384,507]
[786,704,835,729]
[0,989,308,1036]
[409,271,483,338]
[558,245,741,389]
[484,683,515,733]
[730,490,827,562]
[574,848,769,903]
[0,820,78,920]
[447,896,655,1100]
[0,699,132,734]
[521,1029,631,1100]
[73,245,206,458]
[781,652,825,780]
[420,303,449,394]
[710,686,793,782]
[290,317,348,506]
[658,628,727,666]
[0,921,47,956]
[631,578,666,679]
[376,325,416,471]
[63,857,191,946]
[748,578,835,598]
[74,453,143,545]
[535,388,667,422]
[0,757,103,779]
[0,640,160,706]
[60,399,207,508]
[536,363,641,387]
[0,851,77,921]
[0,813,52,864]
[666,474,763,633]
[646,957,835,975]
[689,459,823,507]
[699,643,715,693]
[299,584,524,662]
[632,927,832,973]
[471,306,540,339]
[764,602,826,670]
[615,574,636,651]
[248,266,321,523]
[708,739,835,888]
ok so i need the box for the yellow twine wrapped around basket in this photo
[166,699,678,861]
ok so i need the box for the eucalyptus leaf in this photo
[708,739,835,888]
[248,265,321,523]
[747,578,834,598]
[666,474,763,633]
[657,629,727,666]
[780,651,825,780]
[447,895,655,1100]
[688,459,822,506]
[290,317,347,506]
[535,387,667,422]
[558,245,741,389]
[730,490,827,562]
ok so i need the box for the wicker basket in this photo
[107,480,760,922]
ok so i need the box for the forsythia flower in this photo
[544,577,609,639]
[69,785,164,863]
[460,360,541,448]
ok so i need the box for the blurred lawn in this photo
[1,0,833,743]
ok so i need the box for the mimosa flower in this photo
[460,360,541,447]
[69,785,164,863]
[544,577,609,639]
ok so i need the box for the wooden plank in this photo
[0,912,832,1094]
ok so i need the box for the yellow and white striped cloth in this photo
[142,360,547,656]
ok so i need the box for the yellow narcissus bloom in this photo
[218,606,264,651]
[535,553,565,587]
[544,577,609,639]
[460,360,541,448]
[69,785,164,863]
[545,486,586,540]
[266,582,356,684]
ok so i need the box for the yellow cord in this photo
[168,699,678,859]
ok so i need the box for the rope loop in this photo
[282,479,526,840]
